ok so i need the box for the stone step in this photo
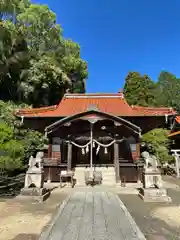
[104,176,115,178]
[74,167,115,171]
[74,167,116,186]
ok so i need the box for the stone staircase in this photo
[74,167,87,186]
[74,166,116,187]
[100,167,116,186]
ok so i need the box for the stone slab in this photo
[139,188,172,203]
[20,187,48,196]
[39,190,146,240]
[17,187,51,202]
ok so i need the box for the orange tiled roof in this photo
[169,130,180,138]
[15,93,177,117]
[175,116,180,124]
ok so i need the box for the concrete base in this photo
[139,188,172,202]
[17,187,50,202]
[142,168,163,189]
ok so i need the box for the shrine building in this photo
[169,116,180,148]
[15,92,176,185]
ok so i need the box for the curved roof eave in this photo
[45,109,141,135]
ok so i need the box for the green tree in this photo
[0,101,46,167]
[142,128,173,163]
[16,3,87,106]
[17,4,61,53]
[0,0,88,171]
[0,2,88,106]
[0,122,24,171]
[154,71,180,111]
[20,56,71,106]
[123,72,156,106]
[0,21,29,102]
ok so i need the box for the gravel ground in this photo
[119,188,180,240]
[162,175,180,187]
[0,187,70,240]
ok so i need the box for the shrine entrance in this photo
[45,109,142,184]
[72,140,114,168]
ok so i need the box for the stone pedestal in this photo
[139,168,172,202]
[18,152,51,202]
[24,169,44,189]
[139,188,172,202]
[19,187,50,202]
[142,168,163,188]
[19,170,50,202]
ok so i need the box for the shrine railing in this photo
[43,157,67,166]
[118,158,144,167]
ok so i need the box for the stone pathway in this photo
[39,190,146,240]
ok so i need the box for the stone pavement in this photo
[39,190,146,240]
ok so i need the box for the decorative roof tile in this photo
[15,93,177,118]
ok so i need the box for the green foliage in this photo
[17,4,61,53]
[123,72,156,106]
[142,129,173,163]
[0,122,13,142]
[0,122,24,170]
[0,0,87,172]
[0,100,27,125]
[123,70,180,112]
[21,130,47,162]
[154,71,180,111]
[0,1,88,107]
[0,101,46,171]
[21,56,71,106]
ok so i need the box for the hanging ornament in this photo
[96,145,100,155]
[104,147,108,154]
[82,148,85,155]
[86,145,89,153]
[93,141,95,148]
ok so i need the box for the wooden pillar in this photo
[48,144,52,158]
[136,142,140,160]
[67,142,72,170]
[47,167,52,183]
[114,141,120,183]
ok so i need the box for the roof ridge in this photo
[64,92,124,99]
[132,105,174,111]
[16,105,57,114]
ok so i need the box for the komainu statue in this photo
[24,151,44,188]
[141,151,159,170]
[27,152,44,172]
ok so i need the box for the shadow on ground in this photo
[120,189,180,240]
[0,188,70,240]
[11,234,39,240]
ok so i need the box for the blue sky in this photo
[32,0,180,93]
